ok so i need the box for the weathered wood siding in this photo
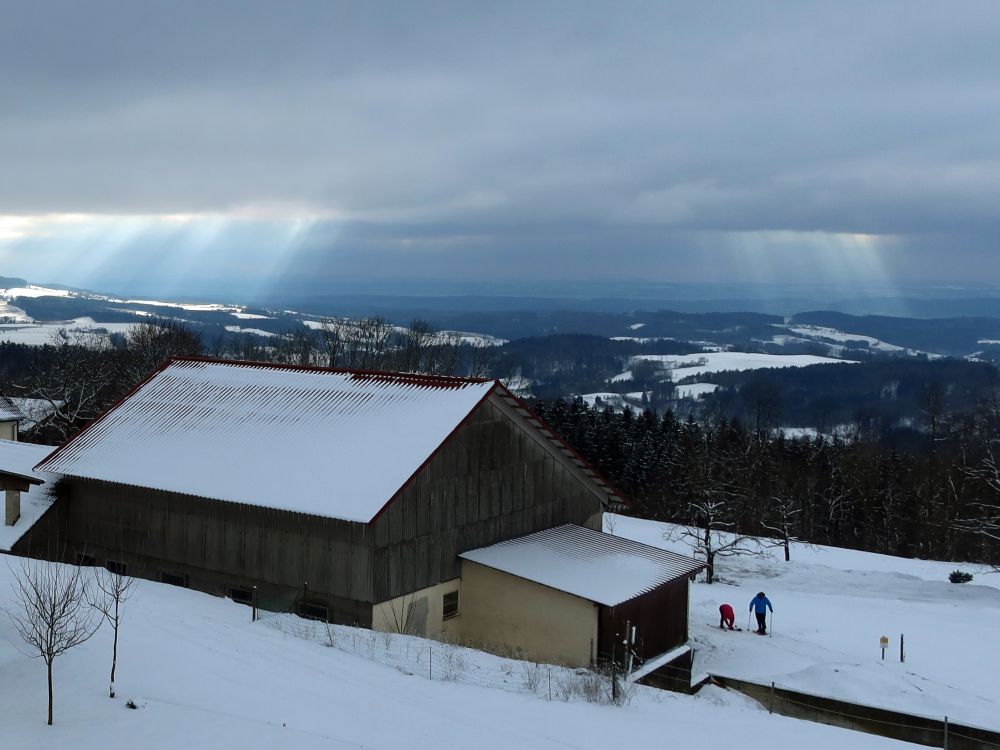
[371,396,605,602]
[597,577,689,662]
[56,479,374,624]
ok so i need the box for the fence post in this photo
[943,716,948,750]
[547,666,552,701]
[252,585,257,623]
[429,645,433,680]
[900,633,905,663]
[769,682,775,715]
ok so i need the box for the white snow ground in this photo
[606,514,1000,731]
[0,317,141,346]
[0,559,912,750]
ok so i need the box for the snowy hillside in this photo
[0,559,911,749]
[607,514,1000,731]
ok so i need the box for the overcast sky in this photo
[2,1,1000,298]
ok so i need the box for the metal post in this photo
[547,666,552,701]
[429,645,433,680]
[624,620,633,676]
[900,633,905,663]
[252,585,257,622]
[769,681,775,714]
[943,716,948,750]
[611,638,619,704]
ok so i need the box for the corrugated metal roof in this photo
[0,396,22,422]
[460,523,704,606]
[0,439,59,552]
[37,359,496,523]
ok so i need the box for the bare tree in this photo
[89,566,137,698]
[380,593,417,634]
[6,560,100,725]
[761,494,804,562]
[953,443,1000,565]
[670,498,762,583]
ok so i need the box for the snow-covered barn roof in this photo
[0,439,59,552]
[0,395,22,422]
[37,358,498,523]
[460,524,704,607]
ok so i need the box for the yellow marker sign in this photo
[880,636,890,648]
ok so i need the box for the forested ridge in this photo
[4,318,1000,570]
[532,398,1000,569]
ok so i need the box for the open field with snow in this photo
[0,318,142,345]
[0,556,915,749]
[607,514,1000,731]
[612,351,852,385]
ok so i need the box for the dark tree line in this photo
[531,398,1000,568]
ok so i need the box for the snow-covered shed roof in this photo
[0,395,22,422]
[36,358,498,523]
[0,439,59,552]
[460,524,704,607]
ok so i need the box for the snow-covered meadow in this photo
[612,351,853,384]
[0,555,913,749]
[607,514,1000,731]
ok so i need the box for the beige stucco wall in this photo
[0,421,16,441]
[372,577,462,640]
[458,560,599,667]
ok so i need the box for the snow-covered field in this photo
[612,352,852,387]
[607,514,1000,731]
[0,557,913,749]
[0,317,141,345]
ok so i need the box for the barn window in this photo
[228,587,253,605]
[298,601,329,621]
[160,572,188,588]
[443,591,459,620]
[105,560,127,576]
[76,553,96,567]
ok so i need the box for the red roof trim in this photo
[492,384,631,509]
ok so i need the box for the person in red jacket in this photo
[719,603,736,630]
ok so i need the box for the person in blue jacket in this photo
[750,592,773,634]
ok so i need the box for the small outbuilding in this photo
[0,397,21,441]
[459,524,704,667]
[0,439,58,553]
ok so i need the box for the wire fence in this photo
[257,612,633,705]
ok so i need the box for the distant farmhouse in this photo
[0,396,22,441]
[1,358,701,671]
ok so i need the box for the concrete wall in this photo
[459,560,598,667]
[712,674,1000,750]
[372,577,462,639]
[0,421,16,441]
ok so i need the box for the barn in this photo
[21,356,700,669]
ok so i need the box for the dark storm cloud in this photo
[2,1,1000,287]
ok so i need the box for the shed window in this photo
[160,572,188,588]
[298,601,328,621]
[76,553,96,567]
[228,587,253,605]
[443,591,459,620]
[105,560,127,576]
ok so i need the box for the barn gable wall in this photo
[371,397,605,602]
